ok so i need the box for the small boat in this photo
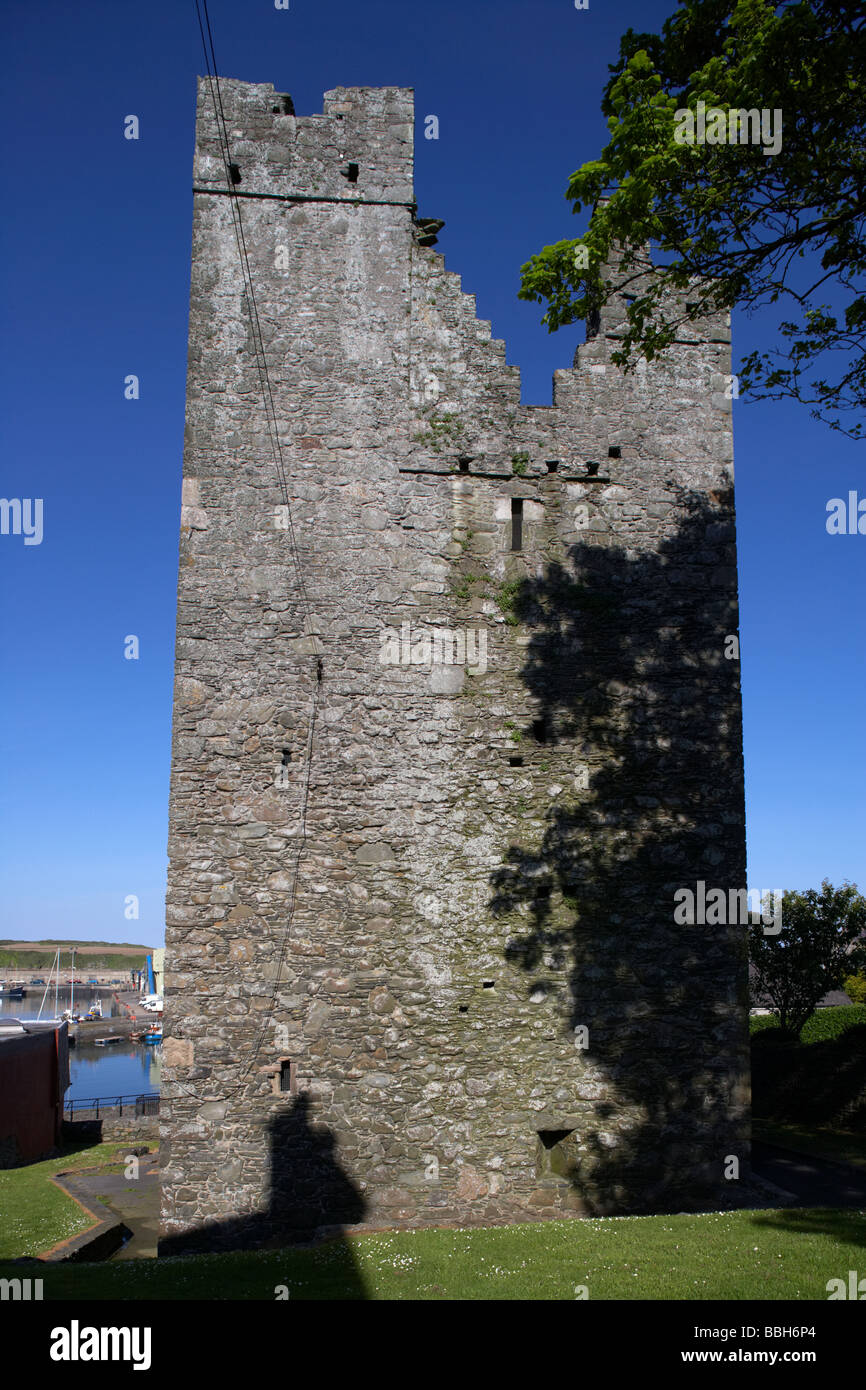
[0,985,25,998]
[142,1029,163,1045]
[94,1035,124,1046]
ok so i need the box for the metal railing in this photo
[64,1092,160,1119]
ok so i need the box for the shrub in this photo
[802,1003,866,1044]
[751,1008,866,1130]
[749,1004,866,1044]
[844,972,866,1005]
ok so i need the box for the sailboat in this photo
[36,948,69,1023]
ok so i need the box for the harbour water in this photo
[0,987,160,1101]
[69,1037,161,1102]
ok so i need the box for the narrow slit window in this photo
[276,1061,300,1095]
[511,498,523,551]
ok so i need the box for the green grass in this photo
[0,1142,136,1258]
[750,1004,866,1043]
[2,1209,864,1300]
[753,1120,866,1171]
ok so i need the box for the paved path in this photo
[751,1140,866,1208]
[67,1155,160,1259]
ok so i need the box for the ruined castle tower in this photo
[160,78,750,1251]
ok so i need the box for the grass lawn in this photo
[0,1141,136,1259]
[2,1207,864,1300]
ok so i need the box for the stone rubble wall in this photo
[160,79,749,1251]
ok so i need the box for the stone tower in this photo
[160,78,750,1251]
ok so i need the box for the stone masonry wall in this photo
[160,78,750,1252]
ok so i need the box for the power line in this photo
[193,0,312,626]
[171,0,324,1100]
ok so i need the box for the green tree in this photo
[519,0,866,437]
[750,880,866,1036]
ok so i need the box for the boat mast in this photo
[36,947,60,1021]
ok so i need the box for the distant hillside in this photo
[0,940,152,950]
[0,940,155,970]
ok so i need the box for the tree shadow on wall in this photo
[159,1094,368,1298]
[490,490,751,1215]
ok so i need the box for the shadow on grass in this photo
[748,1206,866,1252]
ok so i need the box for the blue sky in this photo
[1,0,863,946]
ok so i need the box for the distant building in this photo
[0,1019,69,1167]
[152,948,165,998]
[749,963,854,1014]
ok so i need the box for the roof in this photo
[0,1018,67,1042]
